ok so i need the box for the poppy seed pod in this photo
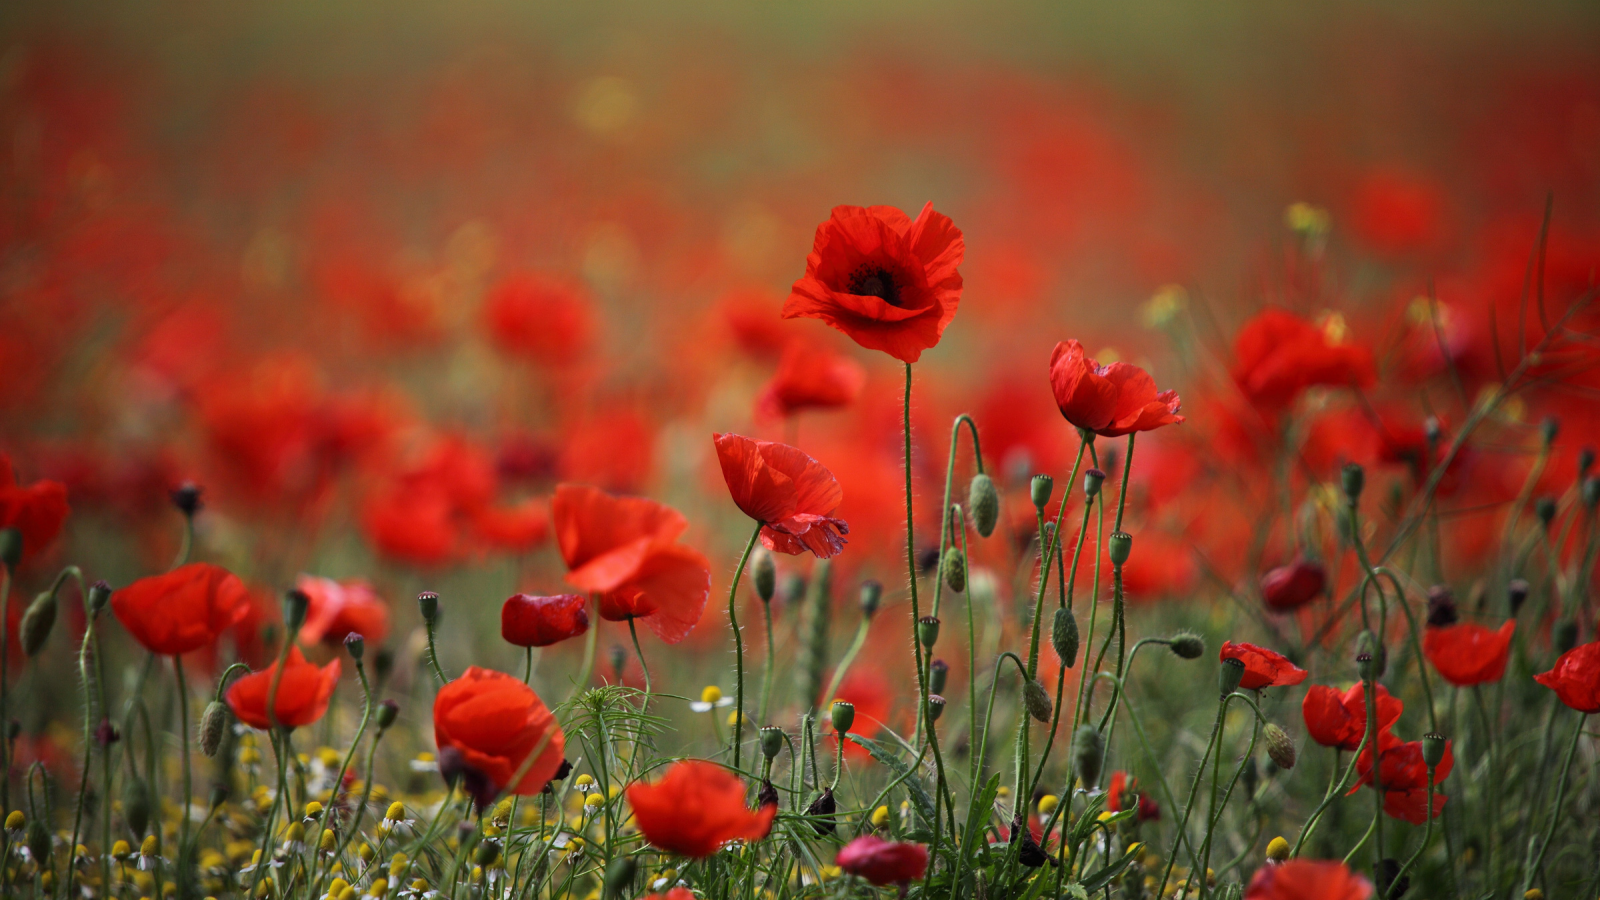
[283,588,310,632]
[1220,658,1247,697]
[831,701,855,734]
[940,547,967,593]
[86,580,112,616]
[416,591,439,624]
[858,580,882,619]
[1584,477,1600,511]
[1535,496,1556,528]
[1023,679,1053,723]
[170,482,203,517]
[1421,732,1447,769]
[752,548,776,603]
[1071,725,1104,787]
[1169,631,1205,660]
[344,632,365,661]
[20,590,57,657]
[1083,468,1105,499]
[1264,724,1296,770]
[917,616,941,649]
[968,473,1000,538]
[199,701,230,758]
[1508,579,1530,616]
[123,775,152,837]
[1341,463,1365,505]
[1052,608,1080,668]
[929,659,949,695]
[376,699,400,731]
[927,694,947,721]
[1541,416,1559,447]
[1030,474,1053,512]
[1108,532,1132,566]
[759,726,784,761]
[0,527,20,568]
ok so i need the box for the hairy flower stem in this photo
[726,521,762,769]
[173,656,194,870]
[1386,763,1436,899]
[818,615,869,717]
[928,413,986,623]
[66,610,102,900]
[312,659,376,885]
[1521,710,1586,895]
[1158,689,1230,900]
[757,595,776,726]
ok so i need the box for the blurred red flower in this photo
[226,646,340,730]
[1351,731,1452,823]
[1220,640,1308,690]
[1106,770,1160,821]
[1534,641,1600,713]
[756,342,866,420]
[713,433,849,559]
[1260,558,1326,612]
[1048,340,1184,437]
[482,274,594,366]
[1351,170,1443,256]
[434,667,566,807]
[111,563,250,656]
[835,835,929,886]
[1232,310,1374,411]
[0,456,69,565]
[1302,683,1403,752]
[640,890,695,900]
[296,574,391,648]
[553,484,710,644]
[1244,859,1373,900]
[626,759,776,857]
[783,203,964,364]
[1423,620,1514,687]
[500,593,589,648]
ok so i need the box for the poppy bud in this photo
[284,588,310,632]
[752,548,776,603]
[940,548,967,593]
[602,856,636,899]
[1108,532,1132,567]
[344,632,366,661]
[374,647,395,683]
[20,590,57,657]
[1508,578,1530,616]
[1426,586,1457,627]
[1355,631,1386,678]
[831,701,855,734]
[1554,617,1578,654]
[957,478,995,545]
[0,528,20,568]
[927,694,947,721]
[1071,725,1104,787]
[1030,474,1053,512]
[1219,658,1246,698]
[1341,463,1365,505]
[1023,680,1052,723]
[1421,732,1447,768]
[1169,631,1205,660]
[759,726,784,761]
[756,779,779,810]
[1535,496,1556,529]
[1083,468,1105,499]
[123,776,153,837]
[375,699,400,731]
[917,616,940,649]
[858,580,881,619]
[170,482,203,517]
[474,838,501,867]
[1052,608,1080,668]
[26,819,50,865]
[416,591,439,625]
[1541,416,1559,447]
[82,580,111,618]
[1266,836,1290,862]
[1584,476,1600,511]
[1264,724,1295,770]
[199,701,230,758]
[1579,446,1595,478]
[805,788,836,836]
[95,718,119,746]
[929,659,949,696]
[779,572,806,607]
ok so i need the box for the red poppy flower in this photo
[1302,683,1403,752]
[501,594,589,648]
[1260,558,1326,612]
[782,203,964,363]
[756,342,866,419]
[1534,641,1600,713]
[296,575,391,648]
[1106,770,1160,822]
[111,563,250,656]
[640,890,695,900]
[434,667,566,807]
[712,433,849,559]
[552,484,710,644]
[470,500,550,553]
[0,455,69,565]
[835,835,930,886]
[626,759,776,857]
[1244,859,1373,900]
[1232,310,1375,411]
[1423,620,1514,687]
[225,647,341,730]
[1048,340,1184,438]
[482,274,594,366]
[1220,640,1309,690]
[1351,732,1453,823]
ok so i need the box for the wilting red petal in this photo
[713,434,848,559]
[226,647,341,730]
[1220,640,1308,690]
[627,760,776,857]
[501,594,589,648]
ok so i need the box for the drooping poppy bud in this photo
[199,701,230,758]
[1052,608,1080,668]
[1265,724,1296,770]
[752,548,776,603]
[1071,725,1104,787]
[1030,475,1053,512]
[968,473,999,538]
[1169,631,1205,660]
[1022,680,1053,723]
[123,775,153,837]
[940,548,967,593]
[1341,463,1365,506]
[20,590,57,657]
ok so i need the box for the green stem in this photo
[758,596,776,726]
[1521,711,1587,895]
[726,521,763,769]
[1158,689,1228,900]
[929,413,986,623]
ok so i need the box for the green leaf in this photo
[1080,848,1140,895]
[846,734,937,826]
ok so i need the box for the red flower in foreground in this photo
[501,594,589,648]
[296,574,391,648]
[0,456,69,565]
[553,485,711,644]
[713,433,849,559]
[111,563,250,656]
[1423,620,1514,687]
[1220,641,1308,690]
[1048,340,1184,437]
[1245,859,1373,900]
[835,835,930,886]
[1232,310,1375,411]
[1302,683,1403,752]
[783,202,964,363]
[434,667,566,808]
[1534,641,1600,713]
[1260,558,1326,612]
[225,647,340,730]
[627,760,776,857]
[757,341,866,419]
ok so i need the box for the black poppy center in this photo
[848,265,903,307]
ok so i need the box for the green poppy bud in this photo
[1341,463,1365,506]
[1421,732,1447,768]
[344,632,366,661]
[123,776,153,837]
[1108,531,1132,567]
[1051,608,1080,668]
[830,701,855,735]
[1023,679,1053,724]
[1220,657,1246,698]
[20,590,57,657]
[929,659,949,696]
[1541,416,1559,447]
[474,838,501,867]
[858,580,882,619]
[26,819,50,865]
[1083,468,1105,499]
[941,547,967,593]
[1584,476,1600,511]
[917,616,941,649]
[415,591,438,625]
[375,699,400,731]
[87,580,112,616]
[1265,724,1296,770]
[1071,725,1104,787]
[1169,631,1205,660]
[752,548,776,603]
[968,473,1000,538]
[199,701,230,758]
[0,528,20,569]
[1030,474,1054,512]
[1535,496,1556,528]
[759,726,784,761]
[284,588,310,632]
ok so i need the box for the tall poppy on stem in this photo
[225,647,340,731]
[1302,683,1403,752]
[1423,620,1514,687]
[1219,641,1309,690]
[1048,340,1184,437]
[433,667,566,810]
[626,759,776,857]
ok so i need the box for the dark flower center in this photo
[848,265,903,307]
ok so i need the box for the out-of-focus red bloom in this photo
[225,647,340,730]
[824,667,894,761]
[501,594,589,648]
[296,575,390,648]
[1106,770,1159,822]
[1351,732,1452,823]
[0,456,69,565]
[470,499,550,553]
[835,835,929,886]
[712,433,849,559]
[1351,170,1443,256]
[721,288,791,360]
[1534,641,1600,713]
[1048,340,1184,437]
[111,563,250,656]
[553,484,710,644]
[626,760,776,857]
[639,890,695,900]
[1261,558,1326,611]
[482,274,594,366]
[1302,683,1403,752]
[1423,620,1514,687]
[1232,310,1375,411]
[1244,859,1373,900]
[434,667,566,807]
[1220,640,1308,690]
[783,203,964,364]
[756,342,866,419]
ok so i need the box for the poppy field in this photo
[3,3,1600,900]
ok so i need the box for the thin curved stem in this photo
[726,521,763,769]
